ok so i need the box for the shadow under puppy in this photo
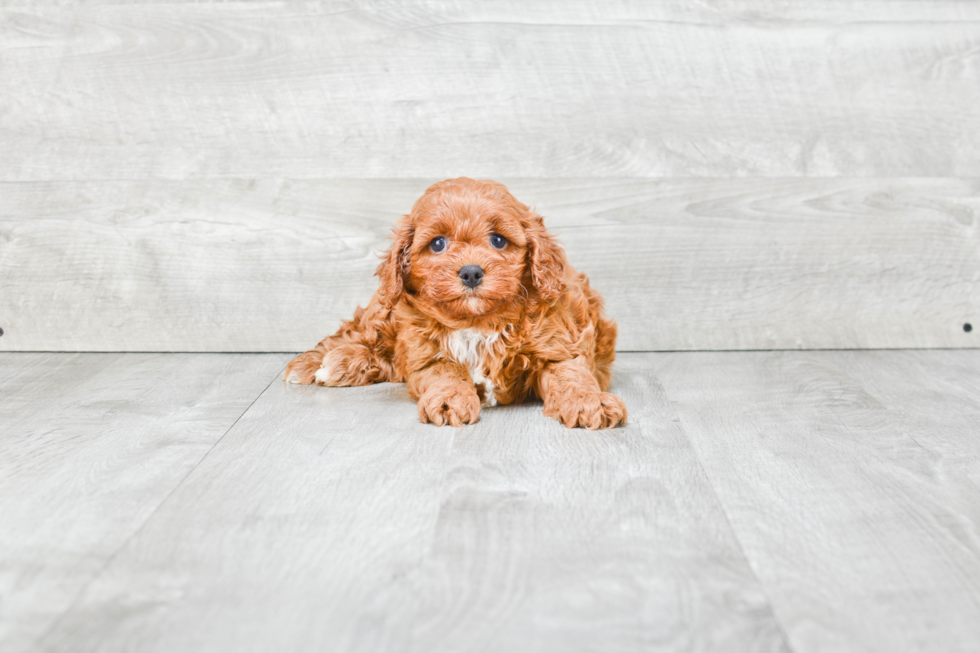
[285,177,626,430]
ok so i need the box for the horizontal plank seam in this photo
[33,361,289,649]
[2,347,978,355]
[3,176,980,183]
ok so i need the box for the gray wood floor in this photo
[3,351,979,652]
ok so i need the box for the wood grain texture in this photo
[35,354,790,653]
[0,352,291,653]
[654,350,980,652]
[827,349,980,480]
[2,178,977,352]
[3,1,980,179]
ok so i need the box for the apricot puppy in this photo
[285,177,626,429]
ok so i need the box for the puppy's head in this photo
[375,178,567,319]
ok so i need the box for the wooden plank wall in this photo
[1,1,978,351]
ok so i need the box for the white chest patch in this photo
[444,328,500,407]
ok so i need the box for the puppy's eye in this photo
[430,236,447,253]
[490,233,507,250]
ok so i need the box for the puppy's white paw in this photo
[313,363,333,385]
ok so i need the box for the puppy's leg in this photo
[538,356,627,430]
[284,340,331,385]
[285,339,393,386]
[408,361,480,427]
[285,303,396,386]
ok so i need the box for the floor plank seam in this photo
[4,346,978,355]
[661,398,800,653]
[31,361,289,649]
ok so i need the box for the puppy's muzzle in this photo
[458,264,484,288]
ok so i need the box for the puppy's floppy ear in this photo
[375,214,415,308]
[523,211,567,302]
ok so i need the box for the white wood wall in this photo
[2,1,978,351]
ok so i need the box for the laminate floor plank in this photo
[832,350,980,475]
[653,351,980,653]
[0,353,291,653]
[9,351,978,652]
[36,355,789,653]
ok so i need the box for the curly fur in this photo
[285,177,626,429]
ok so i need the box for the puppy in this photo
[285,177,626,430]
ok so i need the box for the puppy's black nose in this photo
[458,264,484,288]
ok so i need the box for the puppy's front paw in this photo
[418,385,481,427]
[545,390,627,430]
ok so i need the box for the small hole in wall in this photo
[0,327,4,336]
[965,323,974,333]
